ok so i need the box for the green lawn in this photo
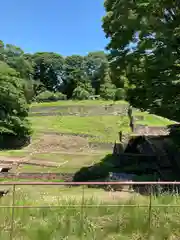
[136,113,175,126]
[0,151,108,173]
[30,100,127,108]
[29,113,174,142]
[29,115,130,142]
[18,152,105,173]
[0,149,28,158]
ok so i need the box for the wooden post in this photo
[119,131,122,142]
[128,105,134,133]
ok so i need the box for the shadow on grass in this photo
[73,154,118,182]
[73,153,180,196]
[0,134,31,150]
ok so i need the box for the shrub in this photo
[114,88,126,101]
[35,91,67,102]
[72,86,90,100]
[99,83,116,100]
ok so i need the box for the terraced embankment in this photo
[0,172,74,181]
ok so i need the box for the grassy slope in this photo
[29,113,173,142]
[0,100,175,161]
[29,115,129,142]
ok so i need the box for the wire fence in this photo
[1,181,180,239]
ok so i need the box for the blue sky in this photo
[0,0,108,56]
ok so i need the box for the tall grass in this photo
[1,188,180,239]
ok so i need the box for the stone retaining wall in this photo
[30,104,130,116]
[134,125,169,136]
[0,172,74,181]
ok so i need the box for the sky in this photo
[0,0,108,56]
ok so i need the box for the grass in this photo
[136,113,175,126]
[0,151,108,173]
[29,113,174,143]
[0,150,28,158]
[28,115,130,142]
[0,178,65,182]
[19,153,104,173]
[0,186,180,239]
[0,101,178,238]
[30,100,127,108]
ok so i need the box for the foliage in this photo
[62,56,87,98]
[99,84,116,100]
[99,63,116,100]
[84,51,108,94]
[0,61,31,138]
[35,91,67,102]
[32,52,64,92]
[0,39,128,104]
[72,86,91,100]
[102,0,180,121]
[114,88,126,101]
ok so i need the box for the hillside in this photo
[0,100,175,170]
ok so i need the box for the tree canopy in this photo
[102,0,180,121]
[0,61,31,139]
[0,39,126,103]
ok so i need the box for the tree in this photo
[99,63,116,100]
[62,55,89,98]
[84,51,108,94]
[102,0,180,121]
[32,52,64,92]
[1,43,34,80]
[0,61,31,140]
[0,40,4,61]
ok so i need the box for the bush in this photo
[114,88,126,101]
[72,86,90,100]
[35,91,67,102]
[99,83,116,100]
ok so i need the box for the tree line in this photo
[0,40,127,103]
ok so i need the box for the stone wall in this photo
[133,124,169,136]
[0,172,74,181]
[30,104,130,116]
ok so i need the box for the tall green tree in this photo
[5,44,33,79]
[102,0,180,120]
[62,55,87,98]
[0,61,31,138]
[32,52,64,92]
[84,51,108,94]
[99,62,116,100]
[0,40,4,61]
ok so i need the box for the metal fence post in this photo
[80,185,85,239]
[148,184,152,238]
[10,184,16,240]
